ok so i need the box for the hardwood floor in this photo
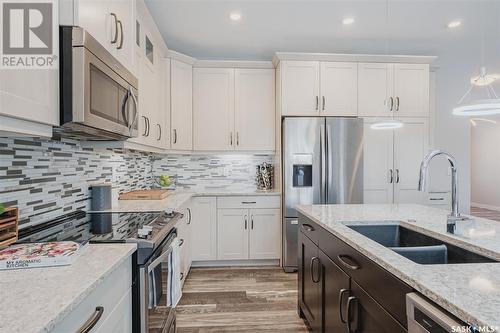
[470,206,500,222]
[176,266,308,333]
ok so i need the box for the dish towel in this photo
[167,237,182,307]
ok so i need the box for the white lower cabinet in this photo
[249,209,281,259]
[52,256,132,333]
[191,197,217,261]
[176,201,192,284]
[217,208,249,260]
[217,208,280,260]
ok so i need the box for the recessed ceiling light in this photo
[342,17,355,25]
[229,12,241,21]
[447,20,462,29]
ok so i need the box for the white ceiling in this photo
[145,0,500,61]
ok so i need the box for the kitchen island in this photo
[296,204,500,331]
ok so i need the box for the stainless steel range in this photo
[18,210,182,333]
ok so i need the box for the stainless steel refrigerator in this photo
[282,117,364,272]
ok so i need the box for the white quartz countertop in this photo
[296,204,500,330]
[93,189,280,213]
[0,243,137,333]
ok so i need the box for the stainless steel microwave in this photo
[58,26,138,141]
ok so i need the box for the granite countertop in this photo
[93,189,281,213]
[296,204,500,330]
[0,243,137,333]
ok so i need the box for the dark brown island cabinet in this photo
[298,213,413,333]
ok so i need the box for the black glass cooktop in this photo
[17,210,174,244]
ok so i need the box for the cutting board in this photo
[119,189,172,200]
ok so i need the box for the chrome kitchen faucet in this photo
[418,149,473,234]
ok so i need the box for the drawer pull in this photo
[241,201,257,204]
[430,198,444,201]
[339,288,350,324]
[179,239,184,247]
[338,255,360,270]
[301,224,315,232]
[180,272,184,281]
[77,306,104,333]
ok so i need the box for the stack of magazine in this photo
[0,241,88,270]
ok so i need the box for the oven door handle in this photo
[148,246,173,308]
[148,246,172,274]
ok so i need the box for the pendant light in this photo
[452,67,500,116]
[452,2,500,116]
[370,0,404,130]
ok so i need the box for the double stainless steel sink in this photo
[345,223,497,265]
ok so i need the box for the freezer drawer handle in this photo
[338,255,360,270]
[77,306,104,333]
[300,224,315,232]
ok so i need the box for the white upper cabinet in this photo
[280,60,358,116]
[363,119,395,204]
[358,63,393,117]
[393,64,430,117]
[358,62,429,117]
[393,118,429,204]
[61,0,136,73]
[192,67,275,152]
[193,68,235,151]
[320,62,358,116]
[0,69,58,137]
[171,59,193,151]
[235,69,275,151]
[281,61,320,116]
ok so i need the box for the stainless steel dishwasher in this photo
[406,293,466,333]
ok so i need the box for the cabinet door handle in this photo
[310,256,320,283]
[395,169,400,183]
[322,96,326,111]
[145,117,150,137]
[173,129,177,144]
[179,238,184,247]
[236,132,240,146]
[244,215,247,230]
[315,96,319,110]
[337,255,360,270]
[230,132,233,146]
[346,296,359,333]
[339,288,350,324]
[251,215,254,230]
[77,306,104,333]
[157,124,162,141]
[180,272,184,281]
[117,20,124,49]
[300,224,315,232]
[388,169,393,184]
[389,96,394,112]
[110,13,118,44]
[187,208,191,224]
[395,96,400,111]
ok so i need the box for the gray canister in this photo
[91,213,113,234]
[91,184,112,211]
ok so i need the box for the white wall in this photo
[471,118,500,210]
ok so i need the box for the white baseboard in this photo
[192,259,280,268]
[471,202,500,212]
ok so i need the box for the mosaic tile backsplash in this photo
[0,137,273,229]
